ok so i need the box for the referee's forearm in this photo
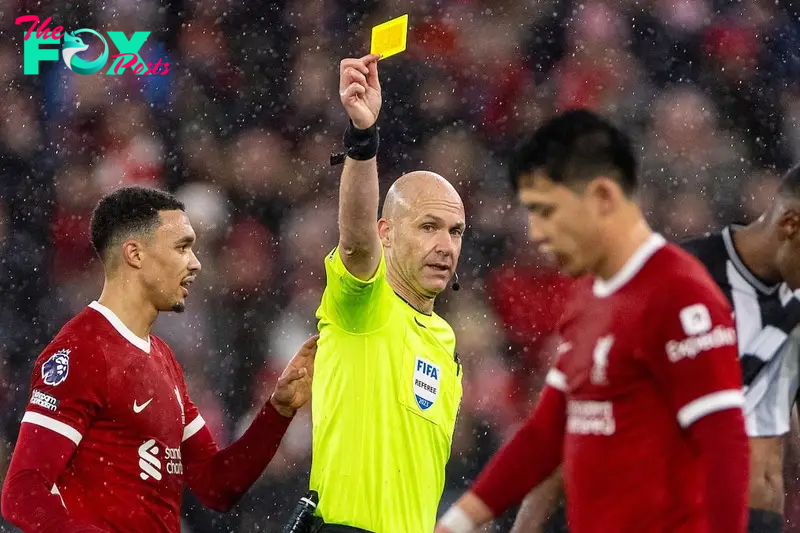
[339,156,380,252]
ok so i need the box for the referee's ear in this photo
[378,218,392,248]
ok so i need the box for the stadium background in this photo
[3,0,800,530]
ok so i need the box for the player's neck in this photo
[97,281,158,340]
[733,221,781,284]
[386,266,435,315]
[594,215,653,281]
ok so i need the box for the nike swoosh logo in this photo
[133,398,153,413]
[413,317,427,329]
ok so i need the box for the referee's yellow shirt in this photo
[311,247,463,533]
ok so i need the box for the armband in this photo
[330,121,379,165]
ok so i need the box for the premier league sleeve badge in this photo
[42,348,71,386]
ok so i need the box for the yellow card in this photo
[370,14,409,60]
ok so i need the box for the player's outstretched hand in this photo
[270,335,318,418]
[339,54,381,130]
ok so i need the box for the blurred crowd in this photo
[3,0,800,530]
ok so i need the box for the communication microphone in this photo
[452,272,461,291]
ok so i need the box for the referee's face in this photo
[390,201,465,297]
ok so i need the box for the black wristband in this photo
[330,121,379,165]
[748,508,783,533]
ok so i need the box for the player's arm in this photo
[1,345,107,532]
[336,54,383,280]
[646,279,749,533]
[435,370,567,533]
[1,426,103,532]
[181,336,316,512]
[509,470,565,533]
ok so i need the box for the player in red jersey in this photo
[1,186,317,533]
[436,110,749,533]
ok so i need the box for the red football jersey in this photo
[21,301,210,532]
[548,234,743,532]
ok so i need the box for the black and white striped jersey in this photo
[680,225,800,388]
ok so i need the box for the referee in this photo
[309,55,466,533]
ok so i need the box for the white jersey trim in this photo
[677,389,745,428]
[88,301,151,354]
[593,234,666,298]
[545,369,567,391]
[22,411,82,445]
[182,415,206,442]
[722,226,779,295]
[51,484,66,509]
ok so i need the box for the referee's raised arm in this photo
[337,54,382,280]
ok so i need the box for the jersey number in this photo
[591,335,614,385]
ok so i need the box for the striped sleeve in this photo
[738,283,800,386]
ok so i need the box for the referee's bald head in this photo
[382,171,463,221]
